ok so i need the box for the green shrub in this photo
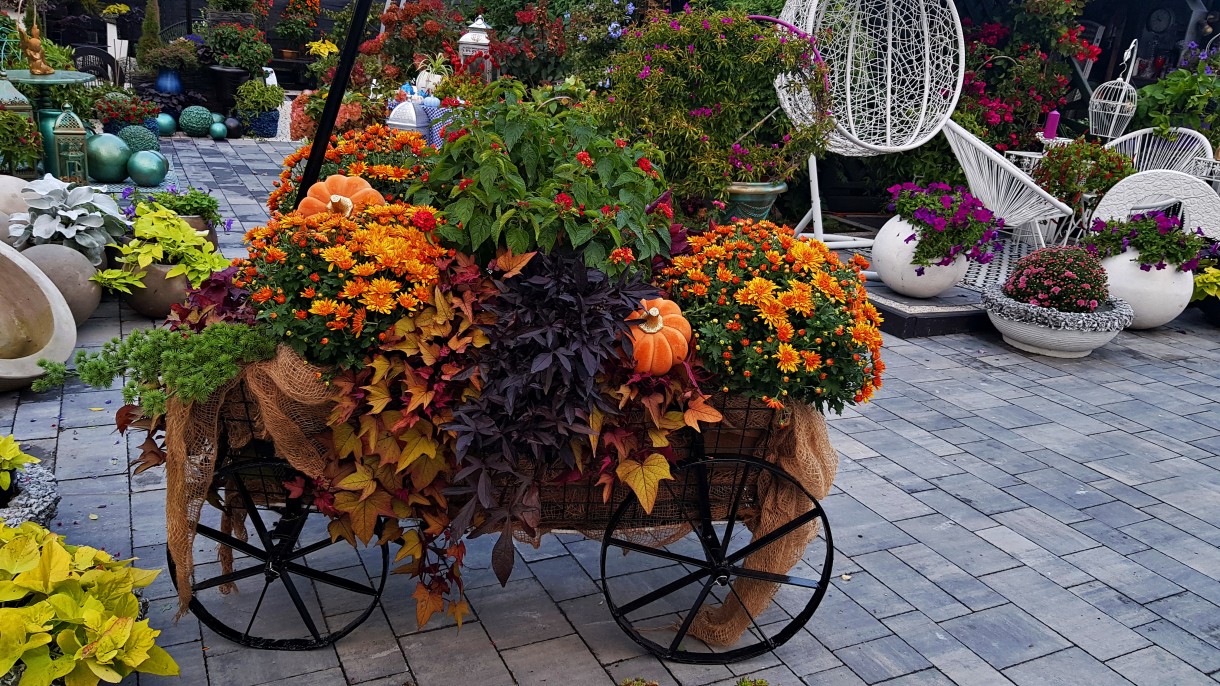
[118,124,161,152]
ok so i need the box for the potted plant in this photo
[234,79,285,138]
[93,95,161,135]
[131,185,226,241]
[1085,211,1220,329]
[100,3,130,22]
[1194,265,1220,326]
[0,434,58,528]
[140,39,199,95]
[982,246,1134,358]
[92,202,230,318]
[1031,137,1135,213]
[274,15,312,58]
[0,521,179,685]
[873,182,1005,298]
[0,110,43,179]
[203,23,272,111]
[6,175,128,268]
[415,52,452,93]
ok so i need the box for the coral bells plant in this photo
[235,203,447,368]
[888,183,1005,270]
[1003,246,1109,313]
[269,125,434,213]
[1032,138,1135,207]
[1085,211,1220,273]
[661,219,885,413]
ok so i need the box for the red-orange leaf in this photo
[683,394,724,431]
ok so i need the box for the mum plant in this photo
[599,8,832,202]
[409,78,673,274]
[269,125,434,212]
[662,219,884,413]
[887,182,1005,270]
[1002,246,1109,312]
[0,521,179,685]
[1031,138,1135,208]
[6,175,127,267]
[1085,211,1220,272]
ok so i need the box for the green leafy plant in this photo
[101,3,131,17]
[139,39,199,73]
[1031,138,1135,208]
[1003,246,1109,313]
[598,8,832,202]
[0,435,38,494]
[0,110,42,176]
[409,78,673,274]
[93,95,159,129]
[91,202,230,293]
[888,182,1005,268]
[209,0,256,11]
[1086,211,1220,273]
[204,23,272,75]
[139,186,223,229]
[5,175,128,267]
[234,79,286,116]
[1134,57,1220,148]
[275,15,312,47]
[1194,266,1220,301]
[117,124,160,153]
[0,521,179,686]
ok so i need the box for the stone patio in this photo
[6,138,1220,685]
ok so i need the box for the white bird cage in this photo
[773,0,966,245]
[1089,40,1139,141]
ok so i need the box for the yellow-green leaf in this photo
[332,422,362,459]
[615,453,673,514]
[336,464,377,500]
[361,380,393,414]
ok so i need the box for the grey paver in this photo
[882,611,1011,686]
[833,635,932,684]
[991,508,1098,556]
[465,578,574,651]
[942,604,1071,670]
[500,634,610,686]
[1062,547,1183,604]
[1133,619,1220,674]
[895,514,1019,576]
[399,624,514,686]
[1105,646,1214,686]
[1003,648,1131,686]
[855,551,970,622]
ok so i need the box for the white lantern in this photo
[458,15,493,83]
[387,101,431,137]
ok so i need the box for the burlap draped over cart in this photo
[163,347,839,647]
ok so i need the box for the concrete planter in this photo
[21,244,102,325]
[123,263,190,319]
[982,286,1134,358]
[872,216,968,298]
[1100,251,1195,330]
[0,241,77,391]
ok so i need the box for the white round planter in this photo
[1100,251,1194,329]
[871,216,968,298]
[981,286,1134,358]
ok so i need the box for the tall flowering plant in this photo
[1085,212,1220,273]
[661,219,884,413]
[888,183,1004,271]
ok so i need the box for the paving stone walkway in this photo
[5,138,1220,685]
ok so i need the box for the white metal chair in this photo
[942,120,1072,247]
[1104,127,1215,173]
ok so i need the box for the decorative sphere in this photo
[86,134,132,184]
[178,106,214,137]
[223,117,244,138]
[156,113,177,136]
[211,113,225,124]
[209,122,228,140]
[423,95,441,108]
[127,150,169,187]
[117,125,161,153]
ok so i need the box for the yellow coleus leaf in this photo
[588,408,604,456]
[332,422,362,459]
[616,453,673,514]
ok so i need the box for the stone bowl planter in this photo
[0,174,28,248]
[123,263,190,319]
[0,464,61,528]
[21,244,102,325]
[982,285,1134,358]
[0,241,77,391]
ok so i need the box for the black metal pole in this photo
[292,0,375,210]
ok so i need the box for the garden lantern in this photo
[53,104,88,184]
[458,15,493,83]
[386,101,431,138]
[1089,40,1139,141]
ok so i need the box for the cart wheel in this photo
[167,457,389,650]
[600,456,833,664]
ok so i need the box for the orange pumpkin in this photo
[297,175,385,217]
[627,298,692,376]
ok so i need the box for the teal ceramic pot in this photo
[127,151,169,187]
[86,134,132,184]
[209,122,228,140]
[211,113,224,124]
[156,113,177,136]
[37,110,60,177]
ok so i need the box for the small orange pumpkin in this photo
[297,175,385,217]
[628,298,692,376]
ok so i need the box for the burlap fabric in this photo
[165,346,333,617]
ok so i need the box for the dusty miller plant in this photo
[6,175,127,267]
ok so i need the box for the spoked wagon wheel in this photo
[167,457,389,650]
[600,456,833,664]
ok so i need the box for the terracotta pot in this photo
[181,215,218,247]
[0,242,76,391]
[281,49,299,59]
[123,263,190,319]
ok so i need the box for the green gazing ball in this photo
[86,134,132,184]
[117,125,161,153]
[156,113,177,136]
[211,113,225,124]
[127,151,169,187]
[179,106,214,137]
[209,122,228,140]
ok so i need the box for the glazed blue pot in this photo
[155,68,183,95]
[239,110,280,138]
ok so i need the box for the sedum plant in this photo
[6,175,127,267]
[0,521,179,685]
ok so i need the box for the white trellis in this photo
[775,0,966,251]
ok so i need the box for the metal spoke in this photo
[285,537,339,562]
[192,565,263,592]
[727,579,774,651]
[729,565,824,590]
[719,462,754,554]
[605,537,711,569]
[194,524,266,560]
[660,480,719,563]
[725,507,820,565]
[283,562,378,596]
[617,568,711,616]
[233,478,276,551]
[278,569,323,642]
[242,579,272,641]
[668,577,717,655]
